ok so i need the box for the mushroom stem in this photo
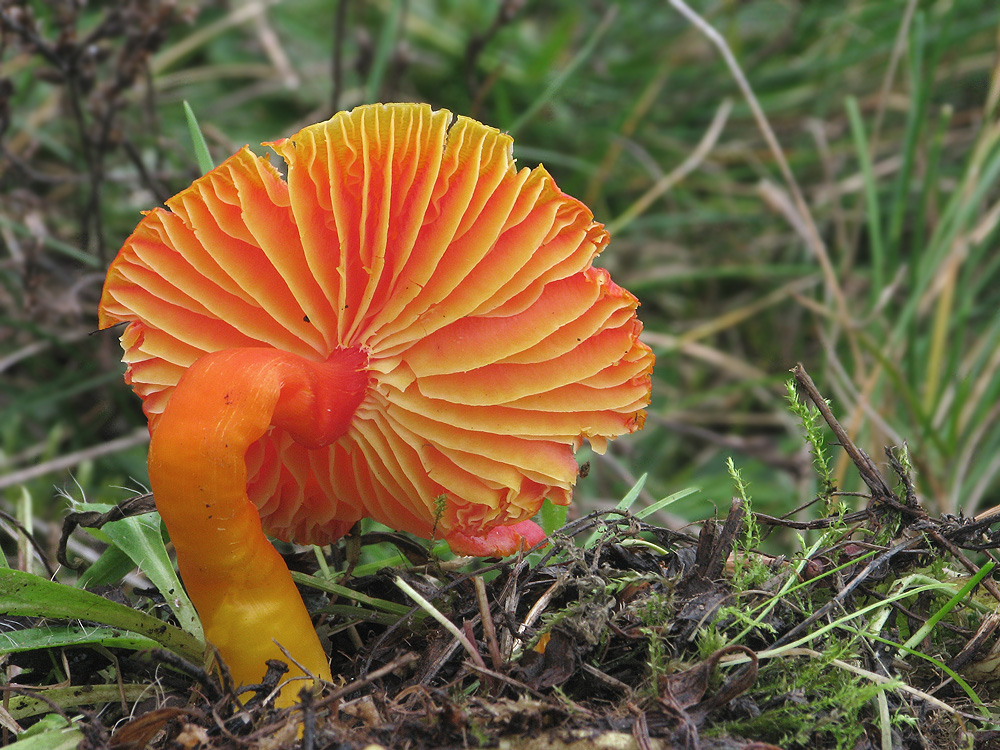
[148,347,368,705]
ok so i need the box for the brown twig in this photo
[0,429,151,493]
[769,535,924,650]
[147,648,225,705]
[474,575,504,671]
[463,661,546,700]
[58,492,156,570]
[753,509,870,531]
[791,363,897,503]
[694,497,744,581]
[314,652,420,708]
[928,528,1000,605]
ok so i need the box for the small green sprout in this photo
[785,378,838,514]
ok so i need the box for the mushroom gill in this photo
[99,102,654,704]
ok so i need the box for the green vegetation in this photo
[3,0,1000,519]
[2,1,1000,747]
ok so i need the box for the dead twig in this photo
[792,363,897,503]
[58,492,156,570]
[769,535,925,651]
[314,652,420,709]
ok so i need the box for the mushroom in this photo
[99,103,654,704]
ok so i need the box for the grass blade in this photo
[845,95,885,307]
[183,101,214,174]
[8,685,154,722]
[291,571,414,616]
[633,487,700,520]
[73,502,203,641]
[0,624,165,655]
[0,569,203,662]
[508,6,618,136]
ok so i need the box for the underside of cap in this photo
[99,102,654,549]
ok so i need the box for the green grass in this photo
[2,1,1000,744]
[3,0,1000,520]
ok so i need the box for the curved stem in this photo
[148,347,367,705]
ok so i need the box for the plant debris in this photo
[4,370,1000,749]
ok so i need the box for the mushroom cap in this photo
[99,103,653,549]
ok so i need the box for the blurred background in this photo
[2,0,999,550]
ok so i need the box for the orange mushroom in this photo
[99,103,653,704]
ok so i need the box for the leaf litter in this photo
[4,366,1000,750]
